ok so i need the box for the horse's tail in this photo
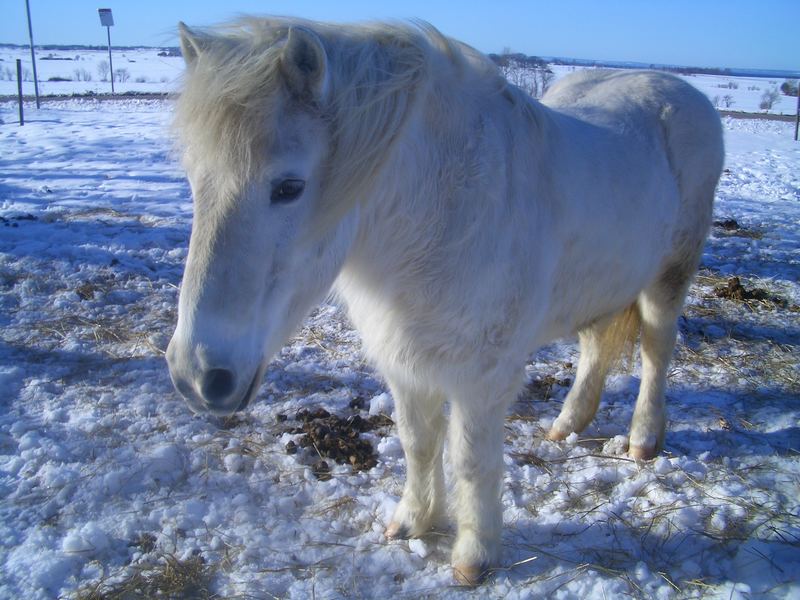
[597,303,641,371]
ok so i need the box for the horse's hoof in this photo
[628,444,658,460]
[453,563,488,586]
[385,521,409,540]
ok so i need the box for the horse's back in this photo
[529,70,723,336]
[543,69,716,130]
[543,70,724,191]
[544,69,723,244]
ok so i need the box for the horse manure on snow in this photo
[712,218,762,239]
[714,218,741,231]
[524,375,573,399]
[75,282,98,301]
[280,407,393,479]
[714,276,790,308]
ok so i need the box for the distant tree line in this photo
[489,51,554,98]
[652,65,742,76]
[543,56,800,80]
[0,43,180,53]
[488,52,548,69]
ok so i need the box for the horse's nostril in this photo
[201,368,236,403]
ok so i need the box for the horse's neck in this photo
[342,75,551,286]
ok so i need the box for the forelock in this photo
[173,22,291,185]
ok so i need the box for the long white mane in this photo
[174,18,533,227]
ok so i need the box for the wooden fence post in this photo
[16,59,24,126]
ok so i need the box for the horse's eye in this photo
[271,179,305,204]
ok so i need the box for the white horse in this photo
[166,18,724,584]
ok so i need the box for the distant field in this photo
[1,46,797,116]
[0,47,183,97]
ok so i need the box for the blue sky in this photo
[1,0,796,71]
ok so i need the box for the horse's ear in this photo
[280,26,329,101]
[178,22,210,69]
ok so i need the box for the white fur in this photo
[166,18,724,581]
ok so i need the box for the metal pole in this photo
[795,85,799,142]
[25,0,40,109]
[107,26,115,94]
[16,59,24,126]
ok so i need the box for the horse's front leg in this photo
[448,394,509,585]
[385,381,446,539]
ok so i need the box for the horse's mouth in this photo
[235,362,266,412]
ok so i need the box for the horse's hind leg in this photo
[629,261,695,459]
[385,381,446,539]
[548,307,639,441]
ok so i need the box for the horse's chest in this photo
[338,272,515,380]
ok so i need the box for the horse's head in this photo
[167,22,357,415]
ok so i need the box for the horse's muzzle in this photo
[234,365,266,412]
[166,339,265,416]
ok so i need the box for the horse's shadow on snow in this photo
[589,382,798,458]
[0,212,189,284]
[664,384,799,458]
[680,314,800,348]
[488,382,798,590]
[0,339,172,409]
[494,515,789,591]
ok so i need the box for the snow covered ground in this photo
[0,47,183,97]
[2,45,798,115]
[0,99,798,599]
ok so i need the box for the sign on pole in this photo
[98,8,113,26]
[98,8,115,94]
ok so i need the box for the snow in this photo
[0,47,183,96]
[0,96,799,599]
[2,45,797,116]
[369,391,394,416]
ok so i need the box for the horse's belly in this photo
[543,173,679,339]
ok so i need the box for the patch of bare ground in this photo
[3,263,177,360]
[75,553,217,600]
[679,270,799,391]
[718,110,797,122]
